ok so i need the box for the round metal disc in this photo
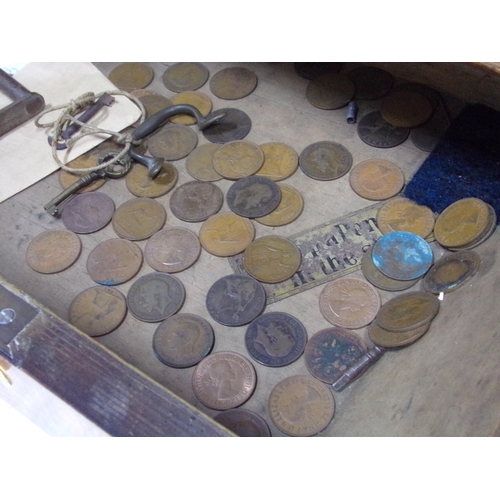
[202,108,252,144]
[357,111,410,148]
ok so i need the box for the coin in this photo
[125,161,178,198]
[395,82,441,110]
[212,140,264,180]
[319,276,381,329]
[209,67,258,100]
[130,89,173,118]
[162,62,209,92]
[145,227,201,273]
[306,73,355,110]
[294,62,343,80]
[127,272,185,322]
[243,235,301,283]
[170,91,213,125]
[26,230,81,274]
[255,184,304,227]
[448,203,497,250]
[410,115,449,152]
[69,286,127,337]
[347,65,394,100]
[367,320,431,348]
[245,312,307,367]
[86,238,143,285]
[206,274,266,327]
[61,192,115,234]
[299,141,353,180]
[357,111,410,148]
[152,313,214,368]
[256,142,299,181]
[202,108,252,144]
[169,180,223,222]
[108,62,154,92]
[199,212,255,257]
[185,143,223,181]
[269,374,335,436]
[148,124,198,161]
[112,198,166,240]
[227,176,281,218]
[349,159,405,201]
[192,351,257,410]
[214,408,271,437]
[381,90,433,128]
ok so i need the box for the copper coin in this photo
[127,272,185,323]
[206,274,266,327]
[212,140,264,180]
[108,62,154,92]
[112,198,166,241]
[68,286,127,337]
[367,320,431,348]
[144,227,201,273]
[153,313,214,368]
[268,375,335,437]
[202,108,252,144]
[214,409,271,437]
[381,90,433,128]
[306,73,355,110]
[294,62,343,80]
[255,184,304,227]
[170,91,213,125]
[357,111,410,148]
[148,124,198,161]
[347,65,394,100]
[162,62,209,92]
[26,230,81,274]
[299,141,353,181]
[169,181,223,222]
[395,82,441,110]
[410,115,449,152]
[257,142,299,181]
[192,351,257,410]
[130,89,173,118]
[209,67,258,100]
[86,238,143,285]
[61,192,115,234]
[126,161,178,198]
[185,143,223,181]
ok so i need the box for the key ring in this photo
[98,151,132,179]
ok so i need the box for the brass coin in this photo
[86,238,143,285]
[256,142,299,181]
[214,409,271,437]
[130,89,173,118]
[448,203,497,250]
[199,212,255,257]
[169,180,223,222]
[306,73,355,110]
[61,192,115,234]
[170,91,213,125]
[212,140,264,180]
[125,161,178,198]
[256,184,304,227]
[69,286,127,337]
[108,62,154,92]
[243,235,301,284]
[381,90,433,128]
[349,159,405,201]
[376,197,435,239]
[368,320,431,348]
[112,198,166,240]
[299,141,353,181]
[209,67,258,100]
[162,62,209,93]
[319,276,381,329]
[268,375,335,437]
[185,143,223,181]
[148,124,198,161]
[192,351,257,410]
[26,230,81,274]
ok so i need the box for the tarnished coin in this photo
[243,235,301,284]
[185,143,223,181]
[127,272,185,322]
[153,313,214,368]
[226,176,281,218]
[148,124,198,161]
[199,212,255,257]
[212,140,264,180]
[108,62,154,92]
[192,351,257,410]
[269,374,335,437]
[349,159,405,201]
[214,409,271,437]
[162,62,209,92]
[126,161,178,198]
[423,250,481,294]
[112,198,166,240]
[170,91,213,125]
[294,62,343,80]
[26,230,81,274]
[410,115,449,152]
[299,141,353,181]
[306,73,355,110]
[206,274,266,327]
[169,180,223,222]
[202,108,252,144]
[61,192,115,234]
[145,227,201,273]
[368,320,431,348]
[256,142,299,181]
[395,82,441,110]
[256,184,304,227]
[69,286,127,337]
[131,89,173,118]
[347,65,394,100]
[376,197,435,239]
[209,67,258,100]
[381,90,433,128]
[245,312,307,367]
[357,111,410,148]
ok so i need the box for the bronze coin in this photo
[192,351,257,410]
[112,198,166,241]
[170,91,213,125]
[169,180,223,222]
[256,142,299,181]
[255,184,304,227]
[347,65,394,100]
[410,115,449,152]
[162,62,209,93]
[130,89,173,118]
[153,313,214,368]
[212,140,264,180]
[26,230,81,274]
[268,375,335,437]
[209,67,258,100]
[86,238,143,285]
[201,108,252,144]
[68,286,127,337]
[61,192,115,234]
[214,408,271,437]
[148,124,198,161]
[395,82,441,110]
[367,320,431,348]
[357,111,410,148]
[299,141,353,181]
[125,161,178,198]
[306,73,355,110]
[185,143,223,181]
[108,62,154,92]
[144,227,201,273]
[381,90,433,128]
